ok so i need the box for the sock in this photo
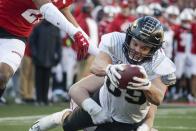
[63,72,67,91]
[0,88,5,97]
[186,78,191,94]
[36,109,72,130]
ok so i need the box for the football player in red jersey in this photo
[0,0,99,99]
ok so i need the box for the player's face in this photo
[128,38,151,62]
[168,14,178,24]
[121,7,130,17]
[181,20,192,29]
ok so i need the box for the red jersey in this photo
[0,0,72,37]
[191,23,196,54]
[174,26,192,53]
[24,42,32,57]
[107,14,135,33]
[98,19,111,43]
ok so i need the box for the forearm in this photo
[34,2,79,37]
[69,75,105,120]
[69,83,90,107]
[69,75,104,106]
[143,85,164,106]
[61,7,79,27]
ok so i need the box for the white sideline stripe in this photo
[0,115,196,130]
[155,126,196,130]
[0,115,45,122]
[156,115,196,119]
[1,114,195,122]
[157,108,196,115]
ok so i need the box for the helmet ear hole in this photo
[123,16,164,64]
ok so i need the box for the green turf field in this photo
[0,103,196,131]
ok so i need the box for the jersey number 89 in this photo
[106,78,146,105]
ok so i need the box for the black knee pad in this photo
[62,116,76,131]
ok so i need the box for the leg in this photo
[29,107,94,131]
[35,65,43,104]
[20,56,34,100]
[63,107,94,131]
[29,109,72,131]
[95,121,140,131]
[27,58,35,100]
[0,62,14,97]
[29,91,100,131]
[173,53,185,100]
[20,57,28,99]
[191,75,196,97]
[0,38,25,97]
[41,67,51,104]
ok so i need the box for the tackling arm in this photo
[70,51,112,105]
[34,0,99,57]
[61,6,100,56]
[33,0,100,59]
[69,75,104,106]
[33,0,79,37]
[69,75,113,124]
[60,6,79,27]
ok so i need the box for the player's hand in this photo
[90,108,113,125]
[137,123,150,131]
[105,64,125,87]
[81,98,113,125]
[73,31,89,60]
[127,66,151,90]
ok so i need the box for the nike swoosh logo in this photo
[155,37,160,40]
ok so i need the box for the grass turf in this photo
[0,102,196,131]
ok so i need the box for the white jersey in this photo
[98,32,175,124]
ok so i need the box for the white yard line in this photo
[155,126,196,130]
[156,115,196,119]
[0,115,196,130]
[157,108,196,115]
[2,113,193,122]
[0,115,45,122]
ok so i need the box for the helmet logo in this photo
[155,36,160,40]
[141,18,157,34]
[130,20,138,31]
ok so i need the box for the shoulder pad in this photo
[161,72,176,86]
[154,57,176,75]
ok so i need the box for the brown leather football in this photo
[118,64,144,89]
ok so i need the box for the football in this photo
[118,64,144,89]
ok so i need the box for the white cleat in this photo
[29,121,41,131]
[29,109,72,131]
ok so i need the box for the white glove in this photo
[90,108,113,124]
[127,66,151,90]
[81,98,113,124]
[137,123,150,131]
[105,64,125,86]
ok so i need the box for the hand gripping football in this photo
[118,64,144,89]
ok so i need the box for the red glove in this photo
[73,31,89,60]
